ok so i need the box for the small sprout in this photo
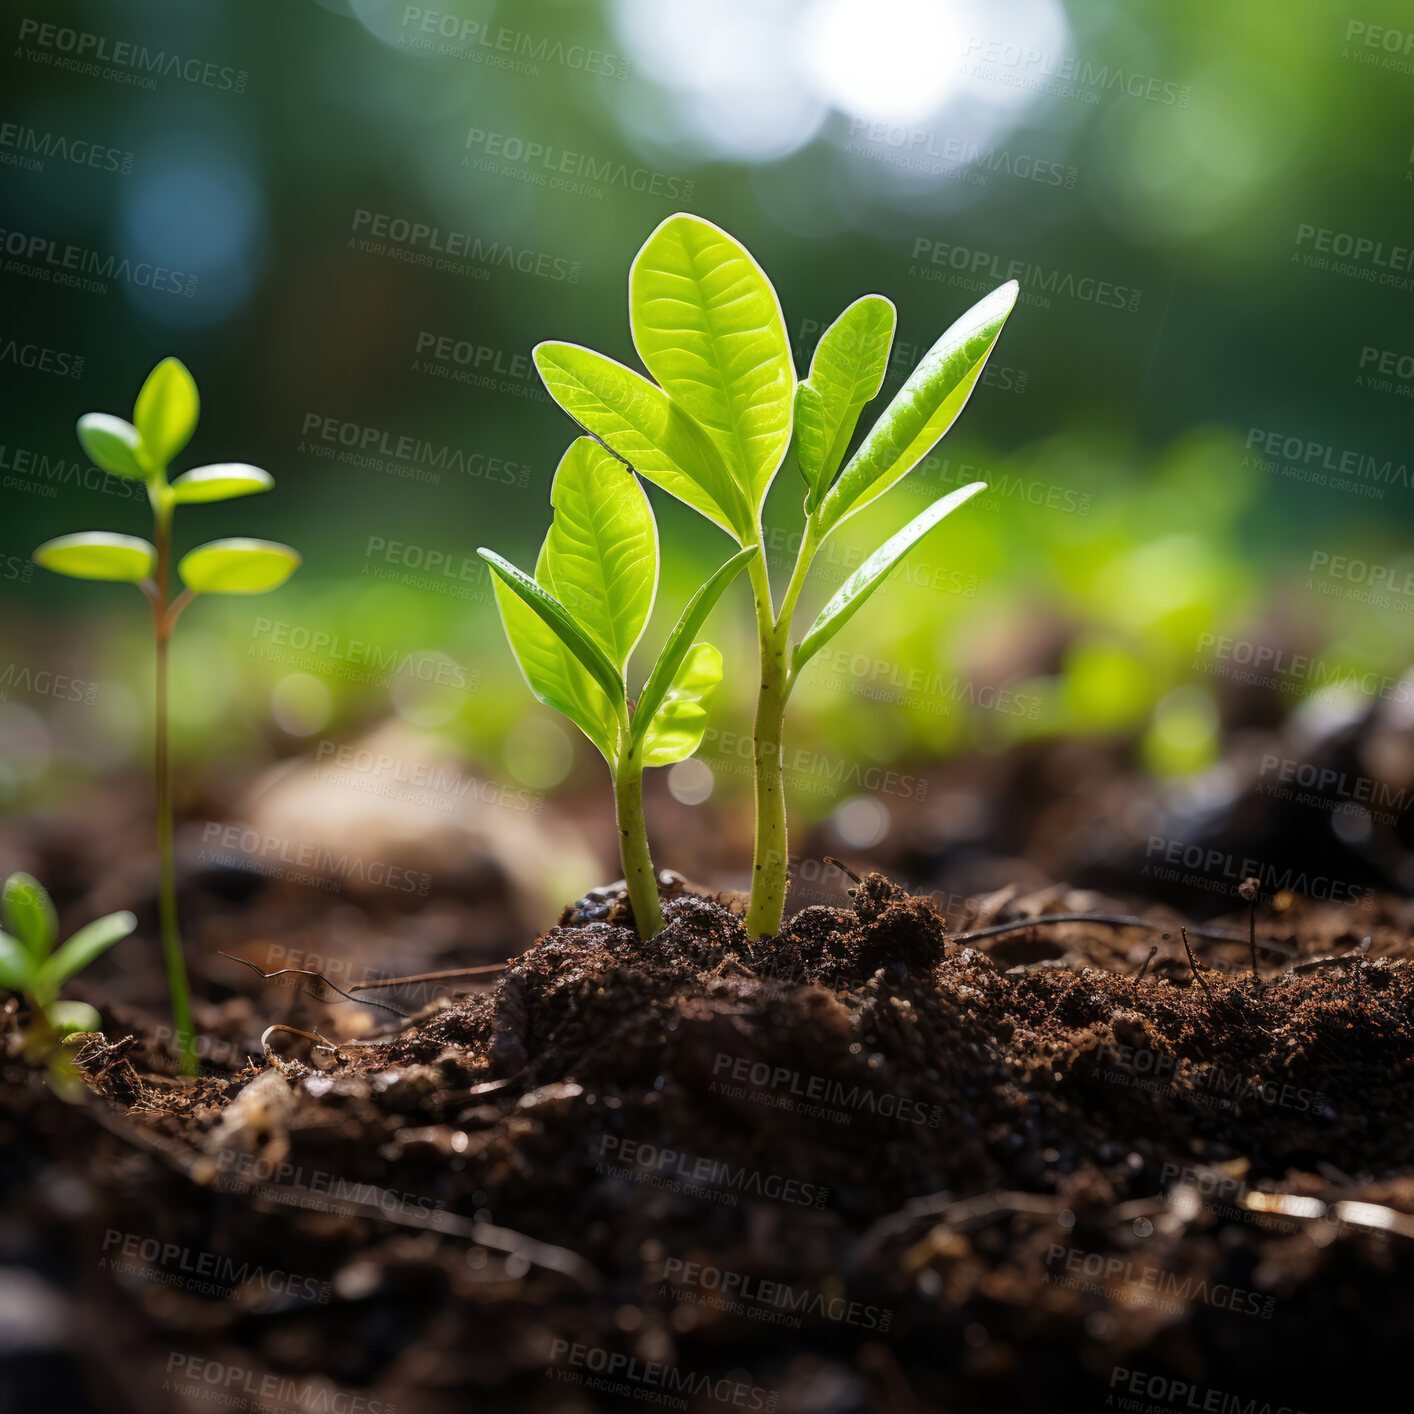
[33,358,301,1073]
[1238,875,1262,984]
[0,872,135,1054]
[1180,926,1214,1001]
[1134,945,1158,983]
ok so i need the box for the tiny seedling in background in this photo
[0,871,135,1051]
[534,213,1017,936]
[479,436,756,937]
[33,359,300,1073]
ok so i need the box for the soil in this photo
[3,858,1412,1414]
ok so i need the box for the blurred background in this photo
[3,0,1413,994]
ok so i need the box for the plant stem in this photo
[150,497,196,1075]
[612,733,664,938]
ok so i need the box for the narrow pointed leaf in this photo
[640,643,722,768]
[34,532,155,583]
[629,213,794,508]
[543,438,657,672]
[819,282,1017,532]
[34,909,135,999]
[533,341,752,540]
[178,539,300,594]
[2,873,56,961]
[632,545,757,745]
[46,999,103,1036]
[794,483,987,672]
[478,549,625,710]
[75,413,147,480]
[0,930,31,992]
[801,294,896,510]
[794,384,829,495]
[171,463,273,504]
[134,356,199,466]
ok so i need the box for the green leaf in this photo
[170,463,273,504]
[34,909,135,1000]
[133,356,199,467]
[800,294,896,511]
[34,532,156,583]
[543,439,657,673]
[640,642,722,768]
[794,384,829,497]
[0,930,32,993]
[75,413,147,480]
[819,282,1017,532]
[629,213,794,509]
[794,482,987,672]
[178,538,300,594]
[478,549,626,713]
[46,999,102,1036]
[632,544,757,745]
[2,873,56,961]
[533,341,752,541]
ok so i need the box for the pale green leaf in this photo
[47,999,102,1036]
[632,545,756,746]
[794,384,829,495]
[0,929,32,992]
[2,872,56,961]
[543,439,657,672]
[170,463,273,504]
[34,909,135,1000]
[533,341,752,541]
[75,413,147,480]
[133,356,199,467]
[629,213,794,508]
[794,482,987,672]
[819,282,1017,531]
[178,538,300,595]
[801,294,896,510]
[641,642,722,768]
[34,532,155,583]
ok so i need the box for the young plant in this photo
[533,213,1018,936]
[0,871,136,1047]
[33,359,300,1073]
[479,436,756,937]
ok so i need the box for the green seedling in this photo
[534,213,1017,936]
[0,871,135,1052]
[479,436,756,937]
[33,359,300,1073]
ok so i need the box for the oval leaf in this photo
[794,384,829,493]
[543,439,657,672]
[0,930,32,992]
[34,909,136,1000]
[47,999,103,1036]
[171,463,273,504]
[134,356,199,467]
[534,341,752,541]
[630,213,794,509]
[632,544,757,746]
[478,548,626,714]
[793,482,987,673]
[819,282,1017,532]
[178,538,300,595]
[75,413,146,480]
[34,531,156,583]
[640,642,722,768]
[3,872,56,961]
[801,294,897,510]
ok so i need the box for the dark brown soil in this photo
[4,872,1413,1414]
